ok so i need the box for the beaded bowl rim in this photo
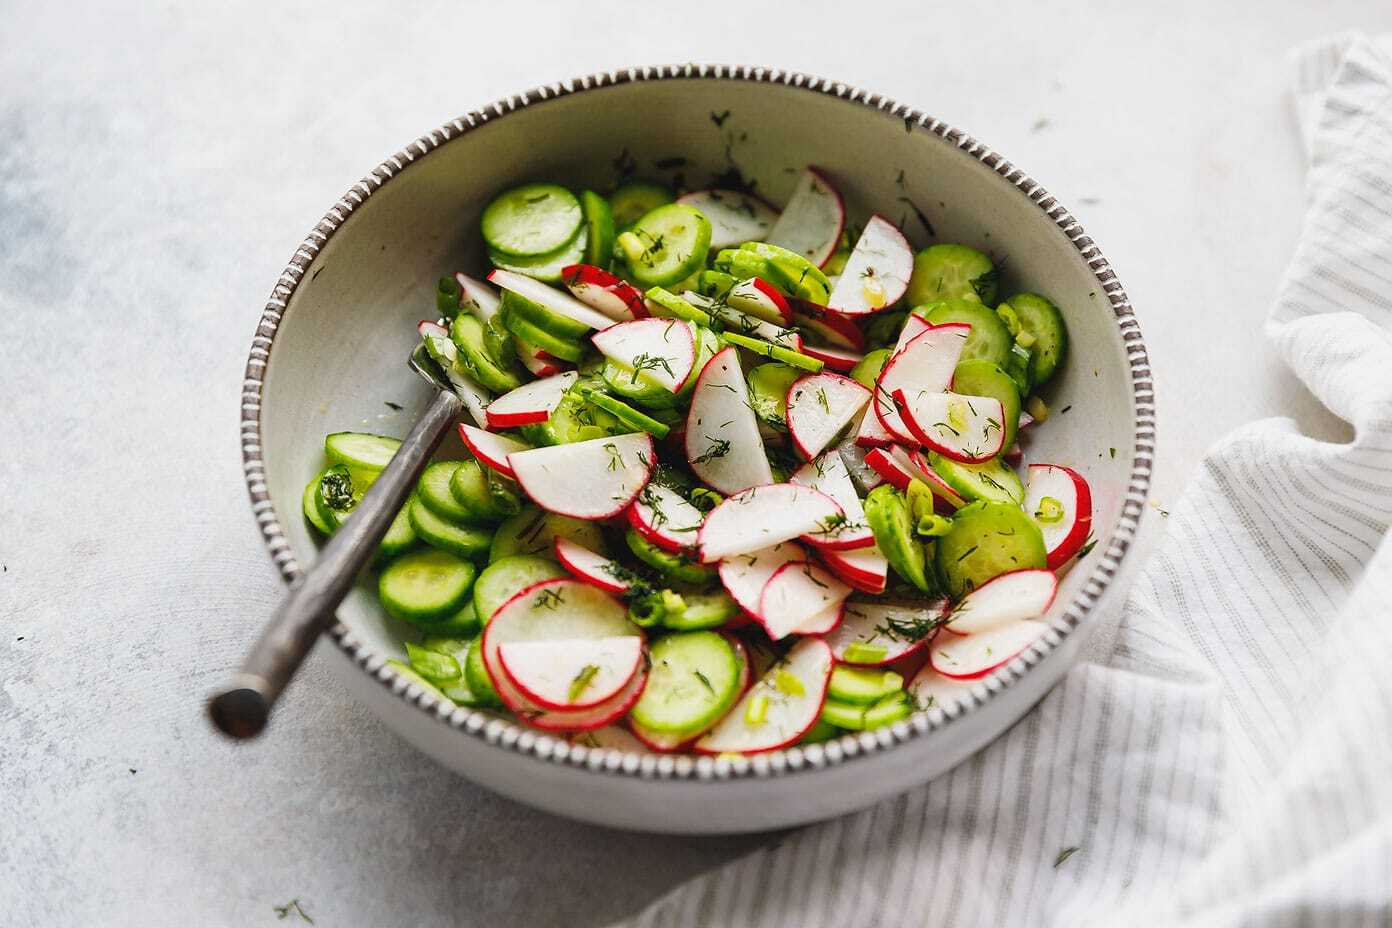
[240,63,1154,783]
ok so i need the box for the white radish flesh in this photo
[592,318,697,393]
[929,619,1048,679]
[825,600,950,665]
[499,636,643,709]
[676,189,780,249]
[695,638,834,754]
[697,483,843,563]
[766,167,845,269]
[561,263,643,321]
[855,313,930,446]
[508,432,655,520]
[458,423,531,478]
[554,537,635,595]
[487,268,617,331]
[485,371,578,428]
[824,215,913,315]
[786,373,872,462]
[894,389,1006,463]
[791,453,875,551]
[873,323,971,444]
[945,569,1058,635]
[1025,463,1094,570]
[718,541,807,617]
[757,561,852,640]
[685,348,775,494]
[627,482,707,552]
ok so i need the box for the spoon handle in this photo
[209,388,463,738]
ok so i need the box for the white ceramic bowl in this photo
[242,65,1154,834]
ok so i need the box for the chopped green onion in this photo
[744,693,770,725]
[643,286,712,326]
[568,664,600,702]
[843,641,890,664]
[1034,496,1065,524]
[720,331,824,373]
[1015,330,1037,349]
[995,300,1021,337]
[775,669,806,697]
[1026,396,1049,422]
[916,512,954,537]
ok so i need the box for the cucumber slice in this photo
[1005,292,1068,385]
[746,362,800,431]
[616,204,711,288]
[801,718,842,742]
[489,507,607,562]
[820,691,912,730]
[935,501,1046,597]
[628,631,741,734]
[848,348,891,391]
[600,359,682,409]
[378,548,476,625]
[412,638,481,704]
[915,299,1014,367]
[625,528,716,586]
[697,269,738,301]
[450,314,524,392]
[906,244,997,306]
[928,451,1025,506]
[952,359,1022,452]
[385,658,449,699]
[572,382,672,438]
[448,460,521,523]
[580,190,616,267]
[609,181,674,232]
[662,589,739,631]
[472,554,569,623]
[517,393,623,447]
[409,496,492,560]
[324,432,401,480]
[481,183,583,258]
[377,500,419,559]
[499,309,585,363]
[735,242,833,305]
[464,636,503,707]
[864,484,932,593]
[499,287,592,341]
[819,698,866,730]
[828,665,903,704]
[416,461,476,524]
[405,641,462,683]
[302,471,337,535]
[417,599,483,639]
[488,229,588,285]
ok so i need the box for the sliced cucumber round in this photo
[489,507,607,562]
[579,189,616,267]
[952,359,1022,452]
[916,298,1014,367]
[481,183,583,258]
[472,554,569,624]
[499,287,592,341]
[864,484,932,593]
[616,204,711,288]
[573,383,672,438]
[325,432,401,480]
[416,461,476,525]
[848,348,891,391]
[379,548,476,625]
[377,501,419,559]
[448,460,521,523]
[409,496,492,560]
[488,228,587,285]
[928,451,1024,506]
[628,631,741,734]
[662,589,739,630]
[745,362,800,431]
[500,309,585,363]
[450,314,524,392]
[736,242,832,305]
[906,244,997,306]
[302,471,337,535]
[828,665,902,704]
[414,599,482,638]
[1005,292,1068,385]
[935,501,1046,597]
[464,636,503,707]
[609,181,674,232]
[600,358,682,409]
[625,529,716,586]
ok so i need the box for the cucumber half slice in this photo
[378,548,477,625]
[472,554,569,623]
[935,501,1046,597]
[609,181,674,232]
[951,359,1022,452]
[450,314,524,393]
[915,299,1014,367]
[616,204,711,288]
[481,183,583,258]
[488,228,588,286]
[864,484,932,593]
[1005,292,1068,386]
[906,244,997,306]
[628,631,741,734]
[409,497,492,560]
[928,452,1024,506]
[489,507,607,562]
[580,189,616,267]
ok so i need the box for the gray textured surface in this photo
[1,1,1381,925]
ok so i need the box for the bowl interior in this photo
[258,76,1139,707]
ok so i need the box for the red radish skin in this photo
[824,600,949,665]
[944,569,1057,635]
[561,264,645,320]
[799,343,864,372]
[508,432,656,520]
[628,720,694,753]
[458,424,530,478]
[785,373,872,463]
[824,215,914,316]
[873,323,971,444]
[592,318,698,393]
[903,448,967,510]
[418,320,448,339]
[685,348,775,495]
[820,545,889,594]
[722,632,753,695]
[766,167,845,269]
[726,277,792,325]
[517,345,564,379]
[757,561,852,640]
[718,541,807,617]
[499,636,643,710]
[789,299,867,351]
[864,447,915,490]
[626,482,707,553]
[695,638,834,754]
[554,537,634,595]
[855,314,931,446]
[697,484,843,563]
[893,389,1006,463]
[485,371,579,428]
[455,272,502,322]
[1026,463,1094,569]
[929,619,1048,680]
[574,726,654,753]
[487,268,618,332]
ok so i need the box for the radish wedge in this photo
[929,619,1048,679]
[800,343,863,372]
[826,600,950,665]
[796,600,845,635]
[592,318,697,393]
[508,432,655,520]
[855,314,930,446]
[786,373,872,462]
[904,448,967,509]
[824,215,913,315]
[718,541,806,617]
[629,719,694,753]
[894,389,1006,463]
[944,569,1057,635]
[685,348,774,494]
[458,424,530,478]
[554,537,635,595]
[695,638,834,754]
[697,484,843,563]
[873,323,971,444]
[485,371,578,428]
[766,167,845,269]
[791,453,876,551]
[499,635,643,710]
[561,264,644,321]
[727,277,792,325]
[908,664,980,713]
[676,189,779,249]
[456,272,501,322]
[1026,464,1094,569]
[821,544,889,594]
[789,300,866,351]
[517,342,564,378]
[487,268,617,331]
[757,561,852,639]
[863,447,916,491]
[627,482,706,552]
[837,439,885,493]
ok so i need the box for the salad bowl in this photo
[242,64,1154,833]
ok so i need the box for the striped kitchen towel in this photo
[614,33,1392,928]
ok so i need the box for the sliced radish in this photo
[863,447,916,491]
[786,373,872,463]
[718,541,807,617]
[508,432,655,520]
[576,726,653,752]
[799,343,863,372]
[789,299,867,351]
[820,545,889,594]
[482,578,645,731]
[726,277,792,325]
[697,484,842,563]
[766,167,845,269]
[485,371,578,428]
[456,272,501,323]
[873,323,971,444]
[499,636,643,710]
[796,600,845,635]
[837,439,885,493]
[458,423,530,478]
[854,314,930,447]
[627,482,706,552]
[686,292,801,349]
[757,561,852,640]
[791,453,875,551]
[418,320,448,340]
[929,619,1048,679]
[487,268,617,332]
[516,341,564,378]
[676,188,779,249]
[554,537,635,595]
[561,264,644,321]
[685,348,774,494]
[695,638,834,754]
[824,215,913,315]
[945,569,1058,635]
[1018,411,1036,430]
[902,448,967,510]
[629,719,693,753]
[592,318,697,393]
[908,664,980,713]
[894,389,1006,463]
[1004,444,1024,468]
[1026,464,1094,570]
[826,600,950,665]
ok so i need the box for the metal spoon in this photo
[208,339,478,739]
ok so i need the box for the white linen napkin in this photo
[614,33,1392,928]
